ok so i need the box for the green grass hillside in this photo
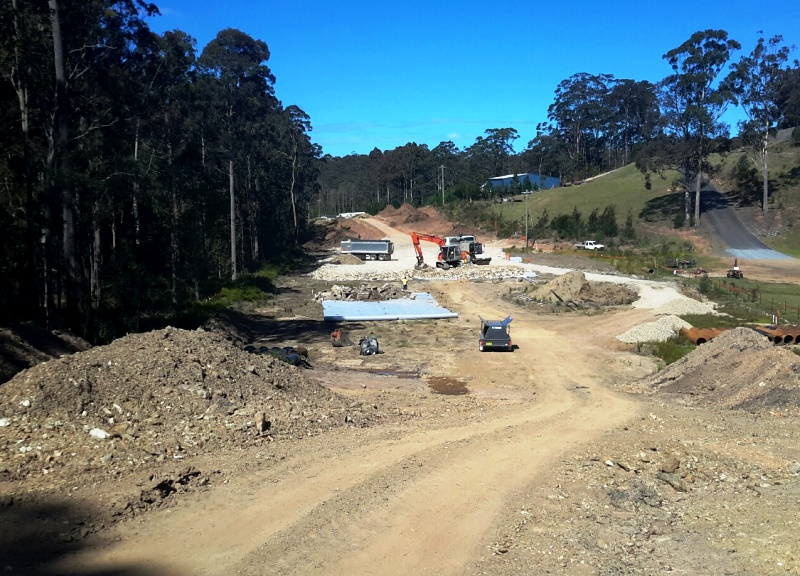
[494,139,800,251]
[493,164,683,228]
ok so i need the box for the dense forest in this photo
[1,1,799,341]
[0,0,320,336]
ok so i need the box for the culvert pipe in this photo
[754,325,784,344]
[680,327,724,345]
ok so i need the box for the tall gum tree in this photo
[198,29,275,280]
[724,34,797,215]
[661,29,741,226]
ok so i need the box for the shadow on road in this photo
[0,497,149,575]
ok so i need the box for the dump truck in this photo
[479,316,513,352]
[340,238,394,261]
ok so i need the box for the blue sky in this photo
[148,0,800,158]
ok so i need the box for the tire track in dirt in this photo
[53,254,643,575]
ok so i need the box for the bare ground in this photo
[2,209,800,575]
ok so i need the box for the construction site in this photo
[2,204,800,575]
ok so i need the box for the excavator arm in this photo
[410,232,432,267]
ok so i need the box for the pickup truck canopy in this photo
[481,316,512,328]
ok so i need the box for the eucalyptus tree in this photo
[281,104,320,243]
[774,65,800,127]
[546,73,614,176]
[1,0,158,328]
[522,128,573,182]
[725,34,796,214]
[430,141,463,203]
[198,29,275,280]
[0,0,51,319]
[607,79,660,165]
[661,29,741,225]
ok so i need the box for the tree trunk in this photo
[694,168,701,227]
[168,142,178,305]
[762,128,769,215]
[229,159,237,280]
[132,121,141,246]
[91,201,101,309]
[50,0,81,328]
[11,0,41,320]
[289,138,299,245]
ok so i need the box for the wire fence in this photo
[713,279,800,325]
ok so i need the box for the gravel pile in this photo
[310,262,528,282]
[653,296,716,316]
[616,315,692,343]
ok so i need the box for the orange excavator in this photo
[410,232,463,270]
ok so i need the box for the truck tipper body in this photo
[340,238,394,261]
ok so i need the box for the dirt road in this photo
[18,214,800,575]
[52,261,646,575]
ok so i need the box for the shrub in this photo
[698,273,712,294]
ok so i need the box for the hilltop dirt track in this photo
[3,208,800,575]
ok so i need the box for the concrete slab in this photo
[322,292,458,321]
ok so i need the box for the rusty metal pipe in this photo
[681,327,725,345]
[754,325,786,345]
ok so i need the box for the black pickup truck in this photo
[479,316,513,352]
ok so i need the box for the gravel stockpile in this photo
[310,261,528,282]
[653,296,716,316]
[616,315,692,343]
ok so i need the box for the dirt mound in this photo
[329,254,364,265]
[0,326,364,486]
[377,203,430,228]
[528,271,637,306]
[642,327,800,415]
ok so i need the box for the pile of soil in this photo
[525,271,637,306]
[377,203,484,238]
[303,217,387,250]
[378,204,430,228]
[0,326,370,488]
[329,254,364,265]
[640,327,800,415]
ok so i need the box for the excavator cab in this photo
[438,245,462,269]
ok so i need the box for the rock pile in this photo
[313,283,404,302]
[0,326,374,485]
[510,270,638,309]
